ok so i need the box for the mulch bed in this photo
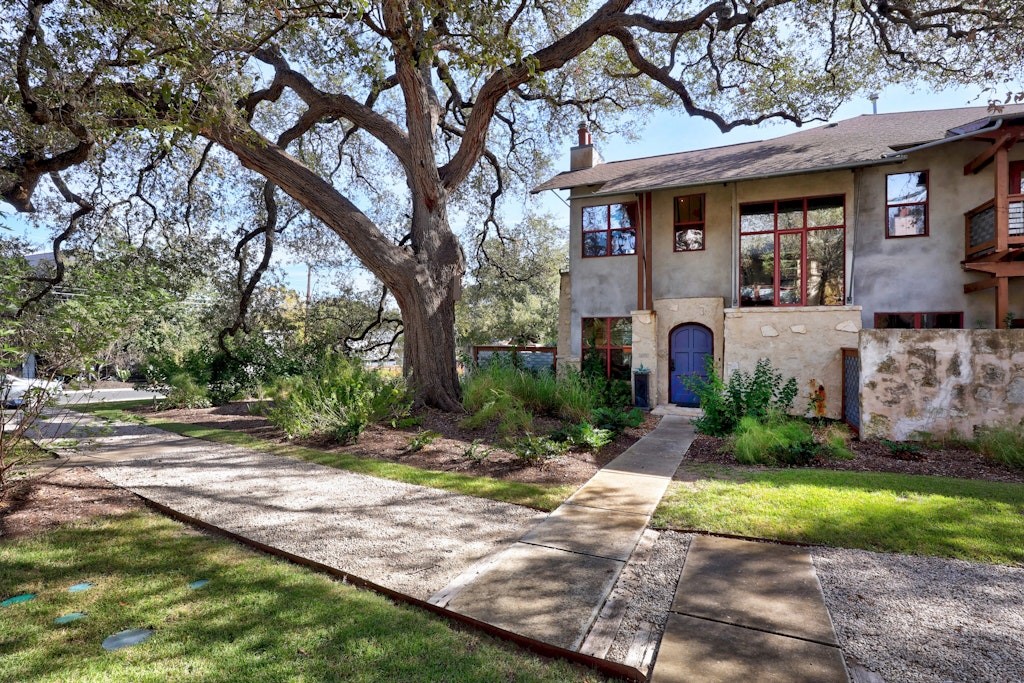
[140,402,661,487]
[685,434,1024,484]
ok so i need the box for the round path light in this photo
[102,628,154,651]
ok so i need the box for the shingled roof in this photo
[532,104,1024,195]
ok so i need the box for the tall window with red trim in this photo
[738,195,845,307]
[582,203,638,257]
[673,194,705,251]
[581,317,632,380]
[886,171,929,238]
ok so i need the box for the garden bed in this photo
[685,432,1024,484]
[135,402,660,488]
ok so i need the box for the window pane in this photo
[610,203,636,229]
[887,172,928,204]
[582,318,606,347]
[888,204,926,237]
[674,227,704,251]
[876,314,915,329]
[610,229,636,255]
[777,200,803,230]
[923,313,962,329]
[609,350,631,381]
[778,232,802,304]
[583,230,608,256]
[610,318,632,346]
[675,195,704,223]
[741,202,775,233]
[740,233,775,306]
[807,228,845,305]
[807,196,844,227]
[583,206,606,231]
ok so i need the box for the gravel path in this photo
[84,424,546,600]
[814,547,1024,683]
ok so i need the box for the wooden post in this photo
[995,147,1009,253]
[997,277,1009,328]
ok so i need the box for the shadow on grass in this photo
[0,513,594,683]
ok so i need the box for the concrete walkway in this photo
[432,415,695,651]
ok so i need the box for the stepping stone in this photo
[68,582,94,592]
[188,579,210,590]
[520,504,649,561]
[55,612,87,624]
[652,614,849,683]
[672,535,839,645]
[446,543,623,650]
[1,593,35,607]
[102,628,154,651]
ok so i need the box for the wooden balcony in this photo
[965,194,1024,261]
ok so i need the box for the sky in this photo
[1,82,990,295]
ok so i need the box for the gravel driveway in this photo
[84,424,546,600]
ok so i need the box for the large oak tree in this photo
[2,0,1021,410]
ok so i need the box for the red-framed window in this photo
[673,194,705,251]
[886,171,929,238]
[581,317,632,380]
[874,312,963,329]
[582,203,638,257]
[1011,161,1024,195]
[738,195,845,307]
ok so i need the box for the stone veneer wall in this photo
[723,306,863,419]
[860,330,1024,440]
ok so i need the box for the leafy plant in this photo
[685,357,799,436]
[973,422,1024,470]
[463,439,492,462]
[406,430,440,453]
[880,438,924,461]
[591,407,644,432]
[509,435,569,463]
[550,421,615,450]
[267,354,412,444]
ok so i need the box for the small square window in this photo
[673,194,705,251]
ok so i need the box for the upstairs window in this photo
[582,317,632,380]
[582,203,638,257]
[875,312,962,329]
[738,195,845,307]
[673,194,705,251]
[886,171,929,238]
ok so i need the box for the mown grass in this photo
[654,465,1024,565]
[72,401,573,511]
[0,513,604,683]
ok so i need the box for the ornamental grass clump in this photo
[731,416,818,466]
[973,421,1024,470]
[267,354,411,444]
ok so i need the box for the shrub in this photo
[881,438,924,461]
[460,388,534,436]
[406,430,440,453]
[550,422,615,450]
[162,373,212,409]
[732,416,818,466]
[509,435,569,463]
[973,422,1024,470]
[591,407,644,432]
[818,422,855,460]
[267,354,412,444]
[461,363,604,430]
[685,357,799,436]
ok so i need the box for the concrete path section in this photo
[438,416,695,651]
[653,535,849,682]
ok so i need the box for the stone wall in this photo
[859,330,1024,440]
[723,306,863,419]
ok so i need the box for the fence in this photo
[471,346,557,373]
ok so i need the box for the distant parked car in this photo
[1,374,64,409]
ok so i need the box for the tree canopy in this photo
[2,0,1022,409]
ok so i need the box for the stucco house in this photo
[534,105,1024,421]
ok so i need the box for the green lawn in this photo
[0,513,605,683]
[71,401,573,511]
[654,465,1024,565]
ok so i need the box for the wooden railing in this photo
[965,193,1024,259]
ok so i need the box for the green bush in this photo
[266,354,412,444]
[509,435,569,463]
[685,357,799,436]
[461,363,604,430]
[460,388,534,436]
[591,407,644,432]
[550,422,615,450]
[973,422,1024,470]
[161,373,212,409]
[732,416,818,466]
[406,430,440,453]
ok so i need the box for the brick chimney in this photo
[570,123,602,171]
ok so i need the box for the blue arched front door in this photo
[669,324,713,407]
